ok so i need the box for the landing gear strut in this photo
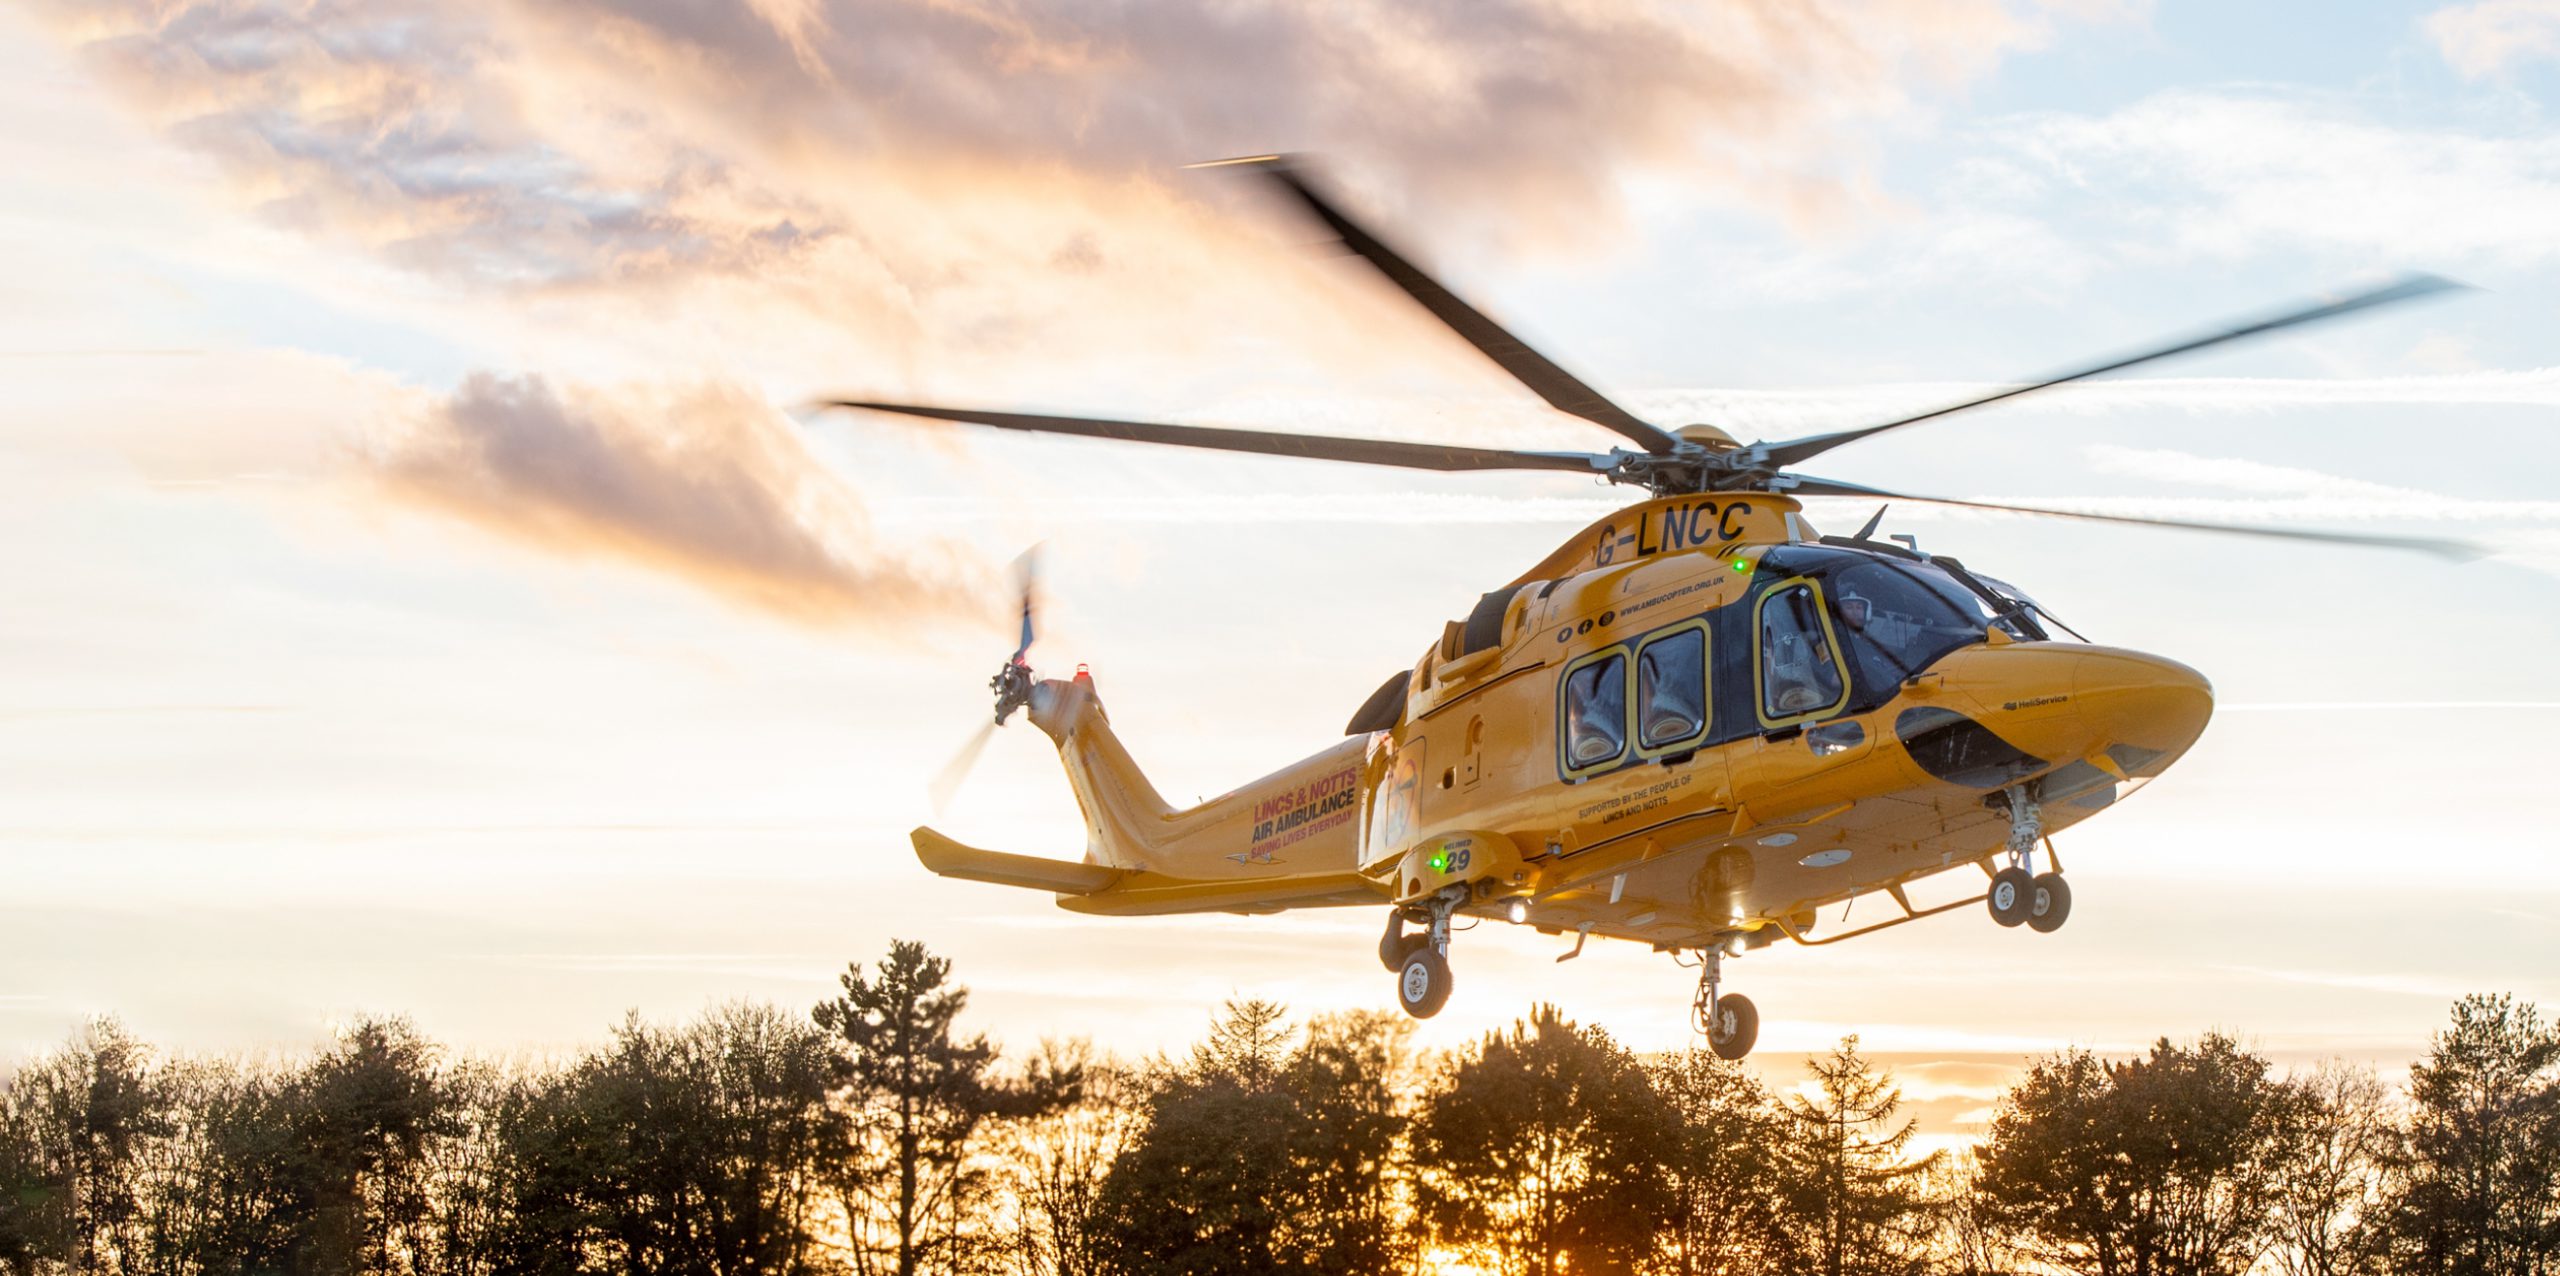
[1387,886,1466,1020]
[1690,942,1758,1061]
[1989,784,2070,932]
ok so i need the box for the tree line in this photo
[3,939,2555,1276]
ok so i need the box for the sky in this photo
[5,0,2560,1137]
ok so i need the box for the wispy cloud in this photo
[1710,85,2560,304]
[2426,0,2560,79]
[2214,965,2508,1003]
[2083,443,2557,510]
[1995,89,2560,265]
[368,373,994,627]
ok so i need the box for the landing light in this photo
[1506,898,1528,925]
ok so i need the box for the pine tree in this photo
[1191,998,1290,1088]
[2378,993,2560,1276]
[1776,1036,1940,1276]
[817,939,1047,1276]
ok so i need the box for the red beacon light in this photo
[1075,663,1092,681]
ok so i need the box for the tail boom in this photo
[910,671,1382,915]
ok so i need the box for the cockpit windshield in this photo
[1976,574,2082,642]
[1825,559,2025,687]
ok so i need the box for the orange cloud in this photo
[33,0,2125,621]
[47,0,2100,292]
[369,373,995,628]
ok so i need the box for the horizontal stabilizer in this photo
[912,827,1124,895]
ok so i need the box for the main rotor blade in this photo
[1206,155,1684,455]
[1761,274,2466,469]
[824,401,1612,475]
[1788,475,2482,560]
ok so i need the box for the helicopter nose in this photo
[2073,649,2214,768]
[1902,643,2213,789]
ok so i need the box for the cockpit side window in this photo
[1636,624,1709,753]
[1558,649,1629,775]
[1758,580,1848,725]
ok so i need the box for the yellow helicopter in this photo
[827,156,2471,1059]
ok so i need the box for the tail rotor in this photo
[929,547,1042,813]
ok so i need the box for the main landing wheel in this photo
[1703,993,1759,1061]
[2028,872,2072,933]
[1988,866,2035,928]
[1397,947,1452,1019]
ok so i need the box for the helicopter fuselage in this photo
[1353,493,2210,954]
[915,493,2210,964]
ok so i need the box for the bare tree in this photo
[2269,1061,2394,1276]
[1932,1151,2021,1276]
[0,1019,170,1274]
[995,1040,1135,1276]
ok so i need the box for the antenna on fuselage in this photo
[1853,505,1890,541]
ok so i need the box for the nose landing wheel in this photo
[1987,784,2072,934]
[1988,866,2035,927]
[2027,872,2072,932]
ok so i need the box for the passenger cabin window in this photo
[1637,625,1708,751]
[1560,651,1628,772]
[1759,582,1846,722]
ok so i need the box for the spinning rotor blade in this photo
[1760,274,2466,469]
[1203,155,1684,455]
[1011,545,1040,661]
[1788,475,2482,560]
[929,720,996,815]
[933,546,1045,814]
[826,401,1612,475]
